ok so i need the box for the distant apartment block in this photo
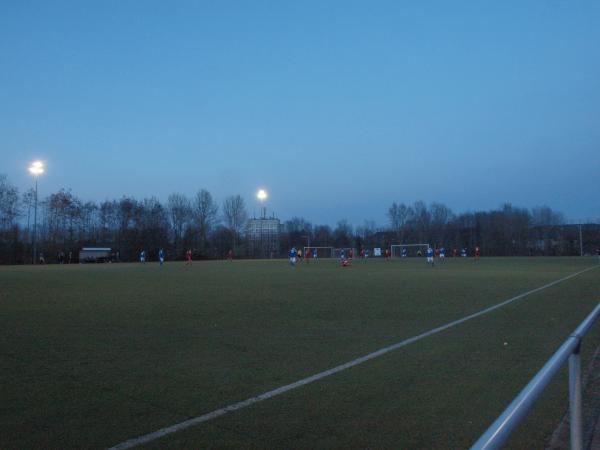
[246,216,281,258]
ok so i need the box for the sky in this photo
[1,1,599,226]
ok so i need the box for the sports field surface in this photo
[2,257,600,449]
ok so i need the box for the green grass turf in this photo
[1,257,599,449]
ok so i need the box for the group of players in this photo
[138,248,185,266]
[137,244,481,267]
[288,247,317,266]
[424,245,481,266]
[288,245,481,267]
[138,248,234,266]
[288,247,378,267]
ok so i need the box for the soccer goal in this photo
[304,247,335,258]
[391,244,430,258]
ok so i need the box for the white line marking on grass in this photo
[108,264,599,450]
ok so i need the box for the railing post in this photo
[568,338,583,450]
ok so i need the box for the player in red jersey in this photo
[185,249,192,265]
[453,248,459,257]
[475,246,481,260]
[348,248,354,260]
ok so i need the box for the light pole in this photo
[257,189,267,219]
[257,189,268,257]
[28,161,44,264]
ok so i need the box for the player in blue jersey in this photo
[461,247,467,257]
[289,247,297,267]
[426,246,434,266]
[401,247,408,258]
[139,249,146,264]
[158,248,165,266]
[313,248,318,261]
[440,247,445,259]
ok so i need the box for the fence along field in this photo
[1,257,599,449]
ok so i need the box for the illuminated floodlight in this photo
[28,161,44,176]
[257,189,268,202]
[28,160,45,265]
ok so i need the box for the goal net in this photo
[304,247,335,258]
[391,244,430,258]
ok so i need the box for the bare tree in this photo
[313,225,332,246]
[430,202,454,246]
[333,219,353,248]
[193,189,219,255]
[531,206,565,226]
[388,202,413,242]
[167,193,192,256]
[285,217,312,233]
[79,201,98,243]
[355,220,377,248]
[411,201,430,243]
[222,195,248,253]
[0,175,20,229]
[44,189,77,245]
[99,200,119,244]
[281,217,312,251]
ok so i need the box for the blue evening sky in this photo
[1,1,599,225]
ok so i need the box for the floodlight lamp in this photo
[28,161,44,176]
[257,189,268,202]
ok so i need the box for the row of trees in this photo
[384,201,596,256]
[0,174,598,264]
[0,174,252,263]
[283,202,598,257]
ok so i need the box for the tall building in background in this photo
[246,211,281,258]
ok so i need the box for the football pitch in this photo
[2,257,600,449]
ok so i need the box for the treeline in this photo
[0,174,598,264]
[0,174,250,263]
[285,202,598,258]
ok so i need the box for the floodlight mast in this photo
[257,189,268,219]
[28,161,44,264]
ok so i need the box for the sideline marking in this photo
[108,265,599,450]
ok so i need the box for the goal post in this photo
[304,247,335,258]
[391,243,430,258]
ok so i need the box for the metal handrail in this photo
[470,302,600,450]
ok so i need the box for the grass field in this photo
[1,257,600,449]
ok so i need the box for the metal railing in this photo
[471,302,600,450]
